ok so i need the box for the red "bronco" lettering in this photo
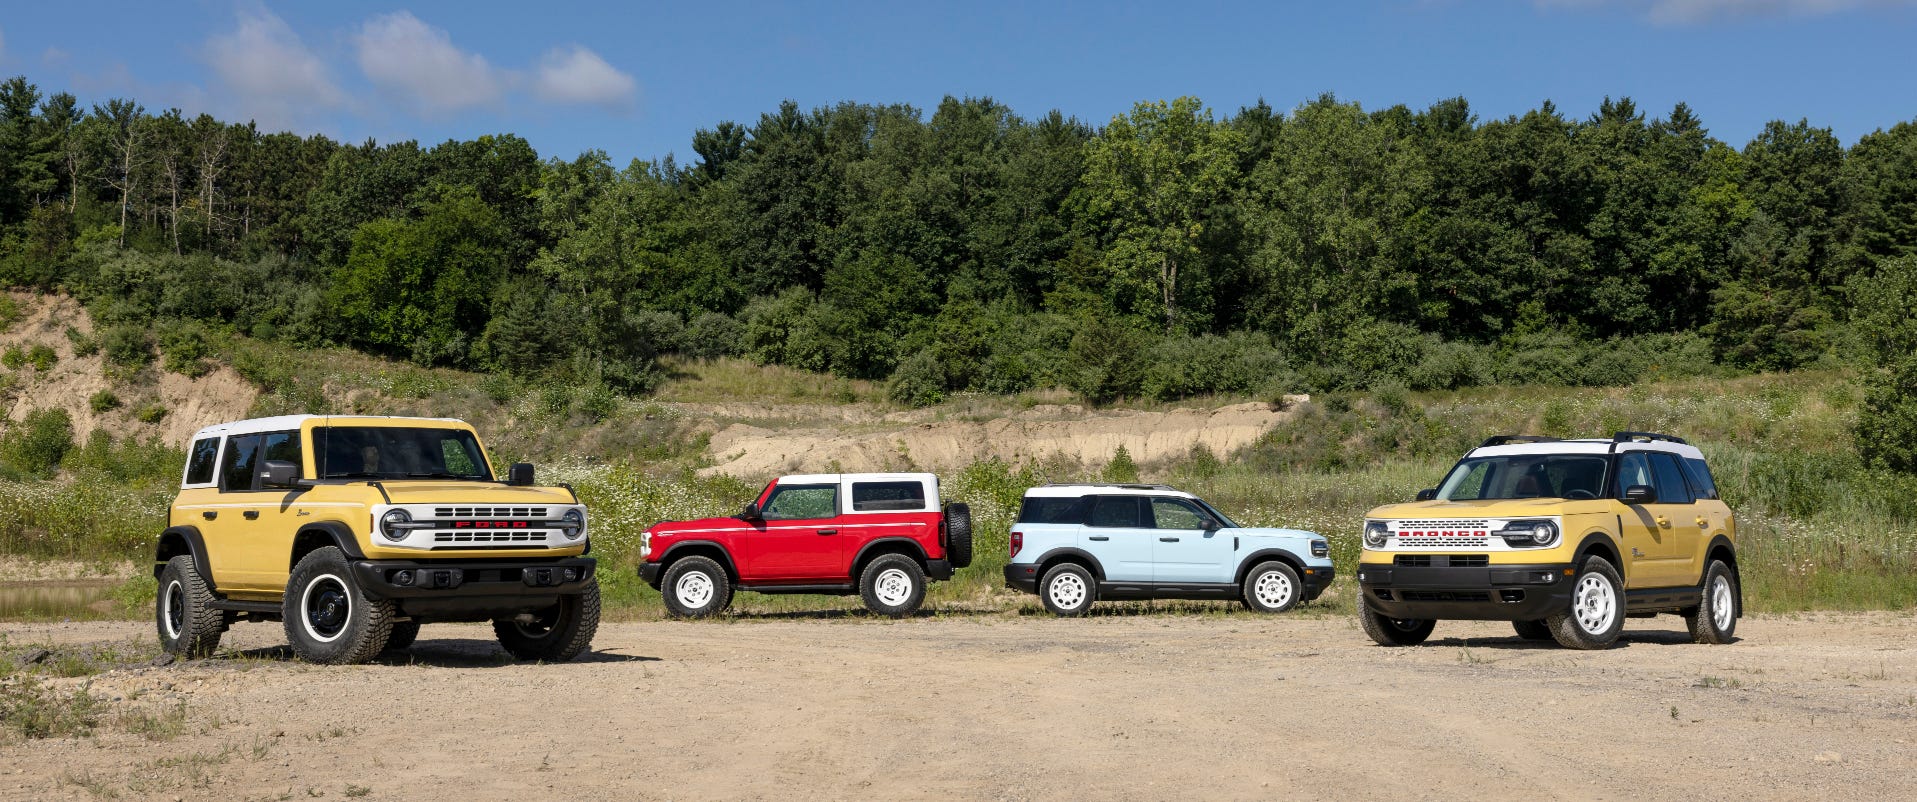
[1400,530,1489,538]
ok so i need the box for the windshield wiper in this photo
[403,472,480,480]
[325,472,389,480]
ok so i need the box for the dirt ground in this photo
[4,612,1915,801]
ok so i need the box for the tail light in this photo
[1010,530,1023,558]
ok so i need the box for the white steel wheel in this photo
[1710,574,1735,631]
[674,571,715,609]
[873,568,915,607]
[1254,571,1294,608]
[1048,573,1087,609]
[160,579,185,640]
[299,573,353,644]
[1572,572,1617,636]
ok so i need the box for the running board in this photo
[748,584,856,596]
[211,599,282,613]
[1624,587,1701,612]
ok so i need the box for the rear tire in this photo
[493,578,600,662]
[1359,607,1436,646]
[384,620,421,651]
[156,555,224,658]
[858,554,926,618]
[1511,619,1553,641]
[1241,561,1301,613]
[282,547,394,665]
[1039,563,1096,617]
[1683,560,1739,645]
[943,502,974,569]
[1547,556,1625,650]
[661,556,731,618]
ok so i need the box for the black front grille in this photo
[1395,554,1488,568]
[1448,555,1489,567]
[1400,591,1491,603]
[1396,555,1432,567]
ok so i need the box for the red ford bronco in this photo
[639,473,972,617]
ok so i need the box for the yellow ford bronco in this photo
[153,415,598,664]
[1357,432,1740,650]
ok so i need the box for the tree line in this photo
[2,75,1915,411]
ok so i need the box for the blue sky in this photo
[1,1,1914,164]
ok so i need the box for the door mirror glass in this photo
[1415,488,1437,501]
[1623,484,1658,504]
[739,502,761,520]
[507,462,535,486]
[260,460,299,488]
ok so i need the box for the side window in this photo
[1086,496,1143,528]
[261,431,302,477]
[1150,498,1208,530]
[1615,452,1653,497]
[184,438,220,486]
[220,434,263,492]
[1649,453,1695,505]
[1017,497,1085,524]
[850,481,926,512]
[762,484,837,520]
[1683,458,1720,500]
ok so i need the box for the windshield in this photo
[314,426,493,481]
[1436,455,1609,501]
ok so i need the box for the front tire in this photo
[1241,561,1301,613]
[859,554,926,618]
[156,555,223,657]
[661,556,731,618]
[282,547,394,664]
[1039,563,1096,617]
[1511,619,1554,641]
[383,620,421,651]
[493,578,600,662]
[1359,607,1436,646]
[1683,560,1739,644]
[1547,556,1625,650]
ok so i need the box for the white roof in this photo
[779,473,937,484]
[1471,439,1704,460]
[187,415,467,441]
[1023,484,1196,500]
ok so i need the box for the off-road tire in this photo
[1511,619,1554,641]
[1039,563,1097,617]
[1359,607,1436,646]
[383,620,421,651]
[1683,560,1739,645]
[493,578,600,662]
[156,555,224,657]
[943,502,974,569]
[1241,561,1302,613]
[661,556,731,618]
[283,547,394,664]
[1547,556,1625,650]
[858,554,927,618]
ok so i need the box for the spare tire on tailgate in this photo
[943,502,973,569]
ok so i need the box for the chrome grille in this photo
[434,507,548,518]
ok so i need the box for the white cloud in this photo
[354,11,504,113]
[533,45,637,110]
[201,5,344,130]
[1538,0,1917,23]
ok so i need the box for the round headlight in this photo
[380,509,411,541]
[561,508,585,539]
[1531,521,1559,546]
[1362,521,1389,549]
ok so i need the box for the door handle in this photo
[816,529,837,535]
[1655,516,1671,528]
[1088,536,1110,541]
[243,510,260,520]
[202,511,217,520]
[1159,537,1180,542]
[1695,517,1709,528]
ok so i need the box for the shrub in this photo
[887,350,946,408]
[1140,332,1294,401]
[0,346,21,369]
[478,372,519,404]
[0,408,75,479]
[158,320,212,377]
[134,403,168,424]
[64,326,98,357]
[1065,321,1153,404]
[0,294,19,332]
[579,383,620,422]
[100,325,153,369]
[1857,355,1917,474]
[88,390,121,413]
[1102,445,1140,483]
[24,344,55,371]
[681,312,745,359]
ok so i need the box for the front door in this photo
[1615,451,1682,588]
[738,483,845,582]
[1147,497,1233,583]
[204,433,264,590]
[1080,496,1154,582]
[244,430,307,590]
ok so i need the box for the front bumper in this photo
[350,557,597,600]
[1300,564,1336,601]
[1003,563,1040,593]
[639,561,662,588]
[1357,561,1573,621]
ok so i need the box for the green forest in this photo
[2,75,1915,448]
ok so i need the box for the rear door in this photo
[1147,497,1233,583]
[1648,452,1703,587]
[738,482,845,582]
[1081,496,1154,582]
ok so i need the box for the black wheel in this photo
[1511,619,1553,641]
[661,556,732,618]
[1683,560,1739,645]
[1359,607,1436,646]
[1241,561,1301,613]
[384,620,421,651]
[943,502,974,569]
[493,578,600,662]
[282,547,394,664]
[1547,556,1625,650]
[859,554,926,618]
[1039,563,1096,617]
[156,555,223,657]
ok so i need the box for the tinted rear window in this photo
[184,438,220,485]
[1684,458,1719,500]
[1017,497,1084,524]
[851,481,926,511]
[1086,496,1143,528]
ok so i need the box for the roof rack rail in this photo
[1612,431,1688,445]
[1479,435,1561,448]
[1041,482,1179,491]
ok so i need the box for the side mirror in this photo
[261,460,300,488]
[1415,488,1437,502]
[507,463,535,487]
[1623,484,1658,504]
[739,502,762,520]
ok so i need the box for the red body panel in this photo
[645,480,946,586]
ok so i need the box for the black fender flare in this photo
[1233,548,1307,585]
[154,526,213,581]
[850,537,930,577]
[289,521,367,571]
[1702,534,1742,612]
[656,540,740,580]
[1031,547,1106,582]
[1571,530,1626,583]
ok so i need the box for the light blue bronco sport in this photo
[1002,483,1334,616]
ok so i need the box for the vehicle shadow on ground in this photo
[722,607,1008,621]
[208,641,660,668]
[1427,630,1737,650]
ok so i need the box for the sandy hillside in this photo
[3,613,1913,800]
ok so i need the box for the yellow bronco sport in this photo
[153,415,599,664]
[1357,432,1740,650]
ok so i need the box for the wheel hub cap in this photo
[676,572,714,608]
[302,576,351,641]
[1573,573,1616,635]
[1711,575,1734,630]
[1254,572,1294,607]
[1049,574,1086,609]
[874,568,914,606]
